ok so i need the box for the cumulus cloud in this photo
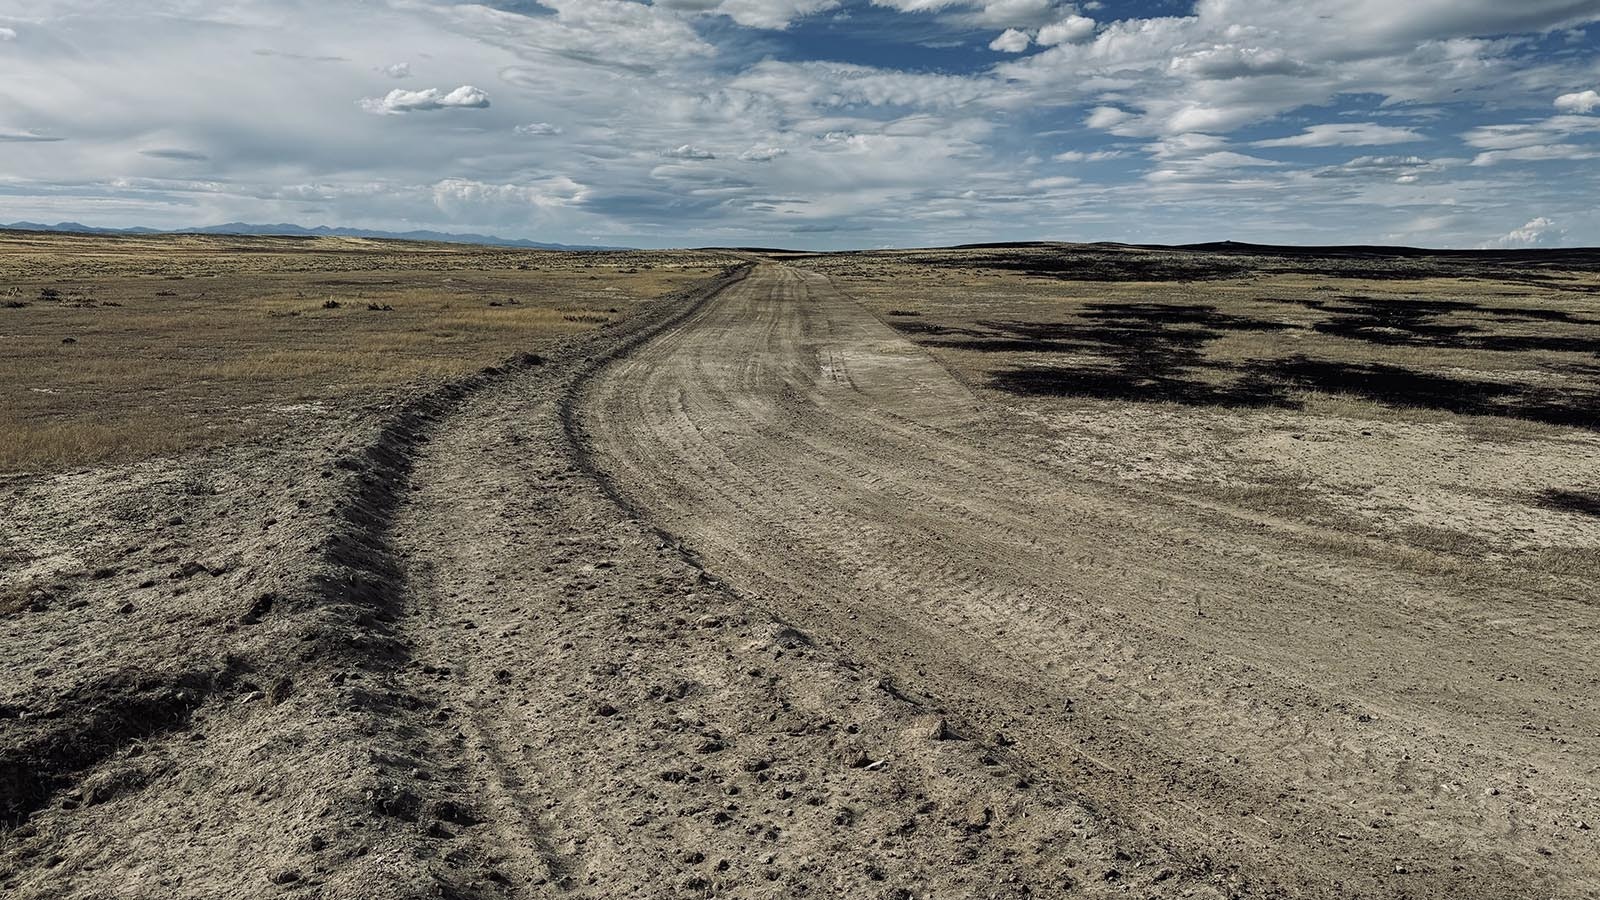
[360,85,490,115]
[382,62,411,79]
[1254,123,1427,148]
[1167,46,1308,79]
[653,0,841,29]
[1085,106,1133,130]
[1481,217,1565,248]
[874,0,1062,28]
[989,28,1030,53]
[1036,15,1095,46]
[663,144,717,159]
[998,0,1600,140]
[1555,89,1600,113]
[431,176,589,215]
[515,122,562,135]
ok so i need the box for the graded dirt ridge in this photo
[3,241,1598,899]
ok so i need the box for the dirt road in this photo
[580,263,1600,898]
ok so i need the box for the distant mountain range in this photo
[1,221,625,251]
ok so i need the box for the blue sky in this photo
[1,0,1599,249]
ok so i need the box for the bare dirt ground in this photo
[3,236,1598,898]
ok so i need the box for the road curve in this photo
[580,263,1599,899]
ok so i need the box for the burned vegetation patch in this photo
[897,293,1600,430]
[1296,295,1600,354]
[938,249,1253,282]
[1253,356,1600,430]
[1537,489,1600,519]
[900,301,1299,409]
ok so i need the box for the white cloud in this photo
[873,0,1068,28]
[998,0,1600,140]
[1085,106,1133,130]
[729,60,1000,111]
[0,129,64,142]
[663,144,717,159]
[1052,149,1124,162]
[431,176,590,215]
[1554,89,1600,113]
[1462,115,1600,149]
[5,0,1600,248]
[1167,46,1308,80]
[1481,216,1564,248]
[989,28,1030,53]
[360,85,489,115]
[515,122,563,135]
[1254,123,1427,148]
[382,62,411,79]
[739,146,787,161]
[1312,155,1439,183]
[1471,143,1600,166]
[1036,15,1095,46]
[1145,133,1230,159]
[0,27,16,40]
[654,0,842,29]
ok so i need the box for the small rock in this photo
[268,869,300,885]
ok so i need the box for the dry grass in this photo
[1531,545,1600,581]
[0,231,741,472]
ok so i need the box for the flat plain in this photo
[2,232,1597,899]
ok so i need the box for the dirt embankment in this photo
[1,268,743,897]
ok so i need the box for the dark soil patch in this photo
[0,667,231,827]
[898,297,1600,428]
[1250,356,1600,430]
[1537,489,1600,519]
[1304,295,1600,354]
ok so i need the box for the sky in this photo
[1,1,1599,249]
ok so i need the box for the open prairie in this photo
[3,233,1599,899]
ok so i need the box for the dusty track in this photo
[384,264,1209,898]
[580,264,1600,898]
